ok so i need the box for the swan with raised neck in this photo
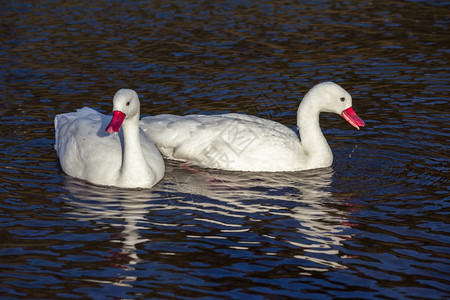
[55,89,165,188]
[139,81,365,172]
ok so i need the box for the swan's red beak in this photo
[105,111,126,133]
[341,107,365,130]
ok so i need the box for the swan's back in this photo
[141,113,303,171]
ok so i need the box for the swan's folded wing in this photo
[140,114,212,158]
[140,113,302,171]
[54,108,122,180]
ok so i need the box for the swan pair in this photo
[54,82,365,188]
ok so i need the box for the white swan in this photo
[54,89,165,188]
[140,82,364,172]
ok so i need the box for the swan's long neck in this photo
[119,114,154,187]
[297,99,333,169]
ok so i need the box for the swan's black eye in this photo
[340,97,345,102]
[126,101,130,106]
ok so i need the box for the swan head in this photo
[303,82,365,130]
[106,89,140,133]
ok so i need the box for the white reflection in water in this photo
[163,163,353,272]
[63,162,353,283]
[63,179,158,286]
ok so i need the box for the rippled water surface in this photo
[1,0,449,299]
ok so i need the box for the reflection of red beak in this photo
[105,111,126,133]
[341,107,365,130]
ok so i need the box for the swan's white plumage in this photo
[55,89,165,188]
[141,113,302,171]
[140,82,364,172]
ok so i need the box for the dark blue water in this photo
[1,0,449,299]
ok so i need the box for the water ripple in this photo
[0,0,449,298]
